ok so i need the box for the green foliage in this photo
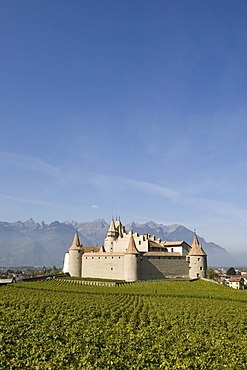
[0,280,246,369]
[206,268,218,279]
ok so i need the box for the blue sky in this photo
[0,1,246,253]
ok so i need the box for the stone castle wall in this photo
[140,256,189,280]
[81,254,125,280]
[80,254,190,281]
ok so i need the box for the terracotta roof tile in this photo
[229,276,243,282]
[69,231,81,250]
[127,230,139,254]
[188,234,206,256]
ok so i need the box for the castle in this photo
[63,219,207,281]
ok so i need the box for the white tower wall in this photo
[124,254,138,282]
[189,255,207,279]
[63,252,69,273]
[69,249,82,277]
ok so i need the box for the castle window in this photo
[139,241,141,245]
[111,267,113,271]
[105,257,107,259]
[198,258,200,261]
[112,256,114,259]
[171,248,174,252]
[98,257,100,259]
[200,266,203,270]
[119,256,121,259]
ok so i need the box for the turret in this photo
[115,218,125,238]
[68,231,83,277]
[104,219,118,252]
[107,219,118,238]
[188,233,207,279]
[124,229,139,282]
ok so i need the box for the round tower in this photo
[63,252,69,273]
[68,231,83,277]
[188,233,207,279]
[104,219,118,252]
[124,230,139,282]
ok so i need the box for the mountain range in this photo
[0,218,240,268]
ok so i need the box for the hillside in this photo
[0,218,236,267]
[0,279,246,369]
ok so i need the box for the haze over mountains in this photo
[0,218,241,268]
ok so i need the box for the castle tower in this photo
[68,231,83,277]
[188,233,207,279]
[108,219,118,237]
[104,219,118,252]
[115,218,125,238]
[124,229,139,282]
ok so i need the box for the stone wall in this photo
[81,255,125,280]
[140,256,189,280]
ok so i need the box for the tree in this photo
[226,267,236,276]
[206,268,218,280]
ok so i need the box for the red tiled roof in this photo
[127,231,139,254]
[188,234,206,256]
[229,276,243,282]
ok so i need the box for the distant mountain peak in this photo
[127,221,140,228]
[0,218,241,267]
[90,219,109,228]
[23,218,35,225]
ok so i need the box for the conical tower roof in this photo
[188,233,207,256]
[127,230,139,254]
[108,219,116,232]
[99,245,106,253]
[116,218,123,238]
[69,231,81,250]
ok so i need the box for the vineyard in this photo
[0,279,246,369]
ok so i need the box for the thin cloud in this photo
[0,193,59,208]
[86,172,181,202]
[84,171,247,225]
[91,204,100,209]
[0,151,60,176]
